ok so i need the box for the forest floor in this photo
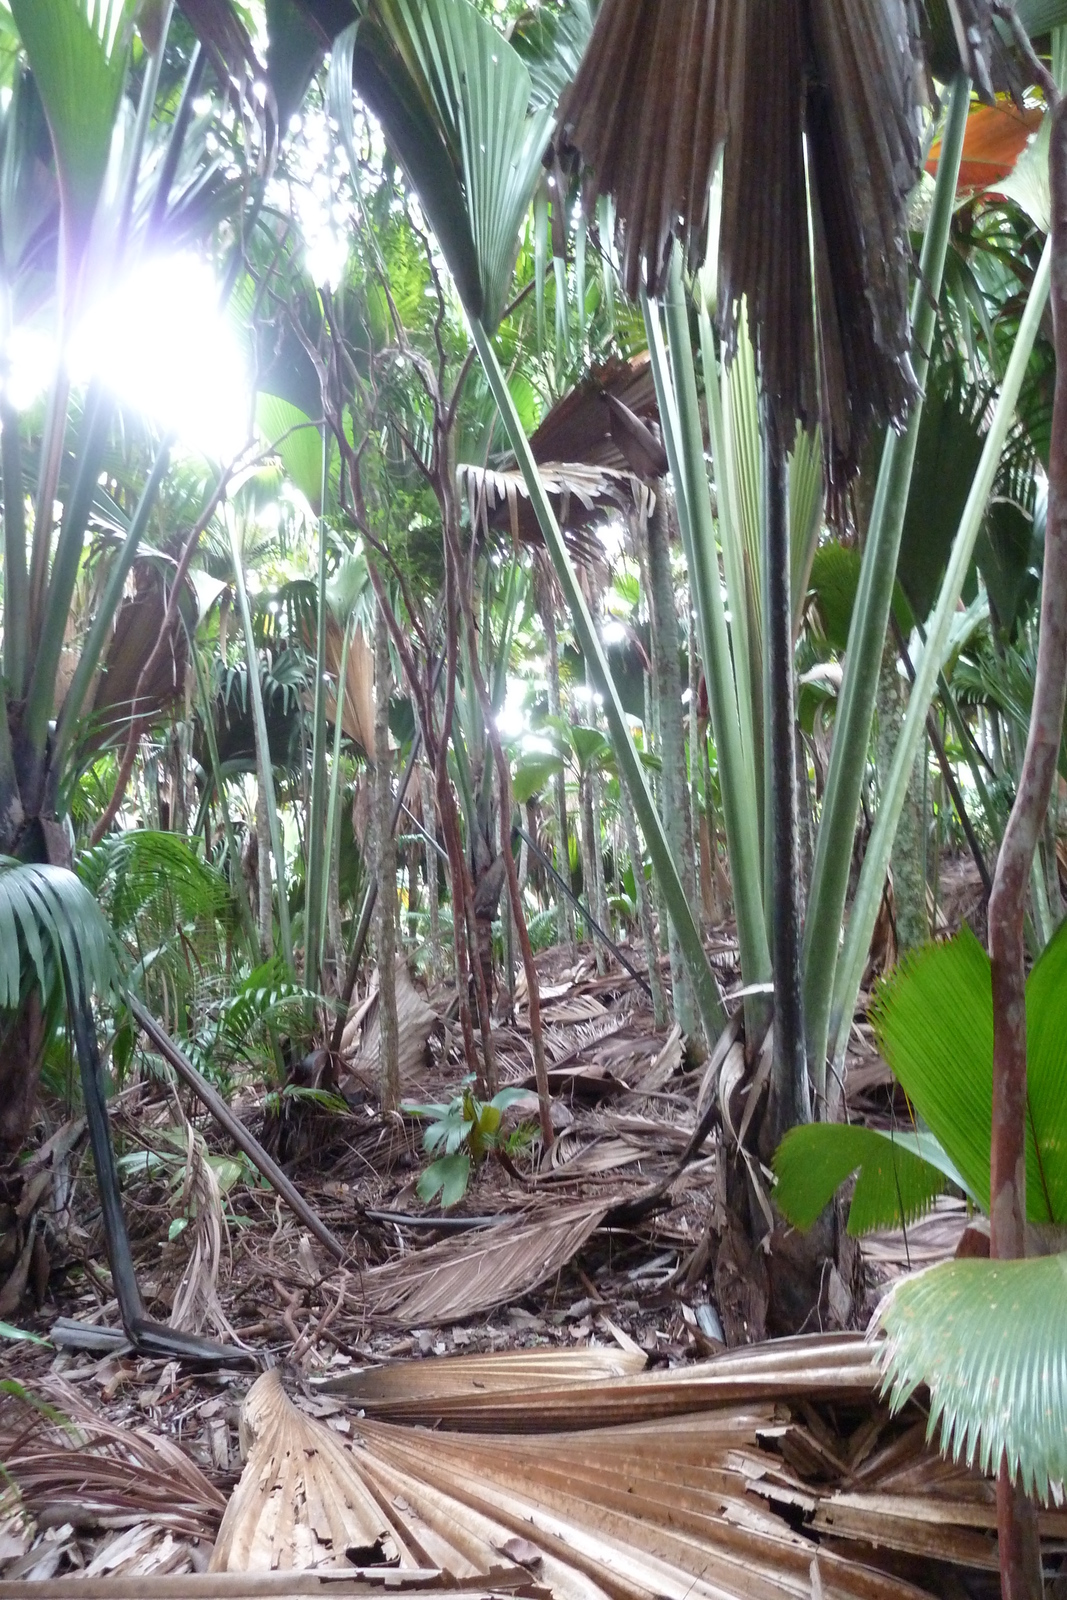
[0,856,1018,1595]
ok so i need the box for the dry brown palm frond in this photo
[457,460,652,557]
[556,0,1020,484]
[357,1198,609,1326]
[321,617,375,759]
[0,1381,226,1541]
[317,1346,648,1411]
[210,1343,1062,1595]
[166,1114,238,1344]
[340,957,438,1092]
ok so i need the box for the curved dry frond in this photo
[878,1252,1067,1501]
[458,458,651,559]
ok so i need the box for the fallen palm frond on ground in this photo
[355,1198,609,1326]
[7,1337,1067,1595]
[208,1339,1067,1592]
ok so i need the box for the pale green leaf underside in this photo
[878,1251,1067,1499]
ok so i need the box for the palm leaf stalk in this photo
[471,317,727,1044]
[826,234,1053,1075]
[801,72,971,1107]
[647,262,771,1035]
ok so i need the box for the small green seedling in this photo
[402,1082,534,1207]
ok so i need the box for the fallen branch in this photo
[130,999,347,1265]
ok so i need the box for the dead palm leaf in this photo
[213,1342,1064,1592]
[0,1381,225,1541]
[557,0,1012,480]
[358,1198,609,1326]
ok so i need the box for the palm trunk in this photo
[374,604,400,1113]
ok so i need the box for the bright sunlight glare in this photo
[69,255,251,457]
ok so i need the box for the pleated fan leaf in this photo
[556,0,1024,482]
[878,1252,1067,1500]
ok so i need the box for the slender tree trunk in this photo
[619,777,668,1028]
[647,489,700,1038]
[420,761,442,983]
[254,782,273,961]
[985,87,1067,1600]
[540,573,575,949]
[374,604,400,1113]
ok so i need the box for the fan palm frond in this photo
[0,856,117,1009]
[878,1250,1067,1500]
[773,1121,968,1235]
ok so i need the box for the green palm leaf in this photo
[874,926,1067,1223]
[773,1122,965,1235]
[332,0,552,333]
[9,0,135,256]
[0,856,117,1009]
[878,1252,1067,1500]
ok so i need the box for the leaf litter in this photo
[0,941,1043,1590]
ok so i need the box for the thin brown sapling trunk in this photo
[987,50,1067,1600]
[447,529,554,1148]
[374,600,401,1113]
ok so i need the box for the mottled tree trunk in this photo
[877,640,927,956]
[374,605,400,1113]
